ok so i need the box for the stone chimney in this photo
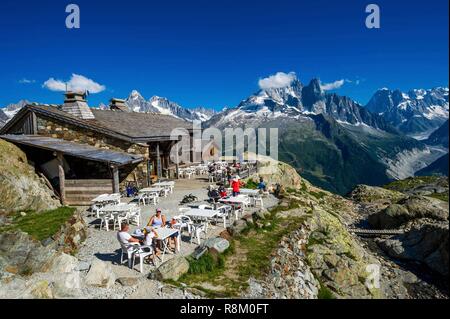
[109,98,130,112]
[61,92,95,120]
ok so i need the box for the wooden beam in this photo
[146,159,152,186]
[112,166,120,194]
[156,143,162,180]
[175,147,180,179]
[56,153,66,205]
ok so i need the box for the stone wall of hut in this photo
[36,115,150,189]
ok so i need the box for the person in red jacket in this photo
[231,175,241,197]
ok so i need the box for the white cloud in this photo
[320,79,345,91]
[19,78,36,84]
[43,74,106,94]
[345,78,362,86]
[258,72,297,90]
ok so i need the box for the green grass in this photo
[178,203,309,297]
[384,176,447,193]
[0,207,76,241]
[383,176,449,202]
[318,283,336,299]
[244,178,259,190]
[309,191,327,200]
[427,192,449,202]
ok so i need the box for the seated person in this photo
[167,218,180,251]
[218,185,228,198]
[147,208,167,228]
[143,226,158,245]
[138,226,158,261]
[117,223,140,247]
[208,186,221,203]
[257,177,267,192]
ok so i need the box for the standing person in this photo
[226,168,232,187]
[231,176,241,197]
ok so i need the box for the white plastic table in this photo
[100,203,137,213]
[239,189,261,196]
[153,182,175,194]
[184,208,227,228]
[139,187,163,196]
[91,194,121,204]
[219,196,250,220]
[153,227,180,262]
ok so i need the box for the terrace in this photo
[76,164,279,293]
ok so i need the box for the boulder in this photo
[227,220,248,236]
[203,237,230,254]
[401,196,448,221]
[0,139,60,213]
[242,214,254,225]
[49,253,78,274]
[76,261,91,272]
[30,280,54,299]
[151,257,189,281]
[84,260,116,288]
[368,196,449,229]
[219,230,232,241]
[0,231,58,275]
[117,277,139,287]
[348,185,405,204]
[376,221,449,277]
[51,272,82,298]
[368,204,410,229]
[253,209,271,220]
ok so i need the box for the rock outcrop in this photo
[306,209,383,299]
[348,185,406,205]
[0,139,60,213]
[376,221,449,277]
[246,153,303,190]
[369,196,449,229]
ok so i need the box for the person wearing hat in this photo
[147,208,167,228]
[231,175,241,197]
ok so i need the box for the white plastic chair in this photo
[254,197,264,208]
[189,222,207,245]
[128,208,141,227]
[100,213,114,231]
[132,245,156,273]
[119,242,139,268]
[114,212,129,231]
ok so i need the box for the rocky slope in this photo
[0,139,60,213]
[0,109,8,128]
[426,120,449,148]
[416,153,449,177]
[348,177,449,285]
[243,159,447,299]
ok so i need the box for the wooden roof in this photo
[0,135,144,166]
[0,104,193,143]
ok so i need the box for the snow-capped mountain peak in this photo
[207,77,391,131]
[125,91,215,122]
[365,87,449,136]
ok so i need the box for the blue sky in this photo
[0,0,448,110]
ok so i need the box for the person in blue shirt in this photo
[257,177,267,192]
